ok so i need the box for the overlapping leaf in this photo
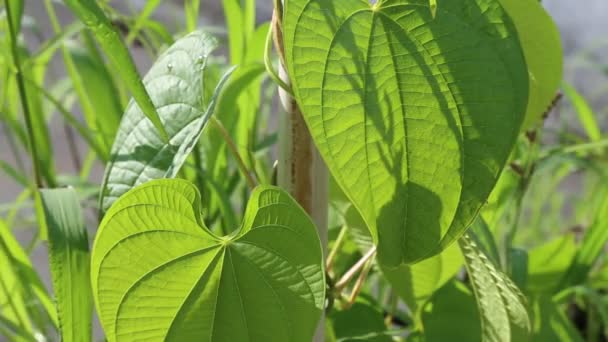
[284,0,529,266]
[92,179,325,342]
[100,31,233,213]
[498,0,563,128]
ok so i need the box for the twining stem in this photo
[334,246,377,292]
[4,0,43,188]
[210,116,257,190]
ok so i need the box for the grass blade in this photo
[563,82,601,141]
[40,188,92,342]
[60,0,169,141]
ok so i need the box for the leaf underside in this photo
[100,31,232,213]
[92,179,325,342]
[284,0,528,266]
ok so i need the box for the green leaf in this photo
[99,31,234,213]
[328,297,392,342]
[40,188,92,342]
[65,41,122,158]
[284,0,529,266]
[61,0,168,140]
[563,82,601,142]
[0,218,57,331]
[498,0,563,128]
[531,296,583,342]
[561,195,608,288]
[527,234,577,293]
[92,179,325,341]
[421,281,482,342]
[341,200,463,322]
[382,243,462,321]
[459,233,530,341]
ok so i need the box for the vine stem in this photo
[4,0,44,188]
[210,116,257,190]
[274,2,329,341]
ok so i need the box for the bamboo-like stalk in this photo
[273,3,329,341]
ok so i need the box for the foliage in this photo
[0,0,607,341]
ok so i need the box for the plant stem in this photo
[326,225,347,274]
[274,2,328,341]
[334,246,377,292]
[345,255,374,308]
[4,0,43,188]
[210,116,257,190]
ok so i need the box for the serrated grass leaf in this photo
[40,188,92,342]
[459,233,530,341]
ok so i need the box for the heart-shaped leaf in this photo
[92,179,325,342]
[99,31,233,213]
[284,0,529,266]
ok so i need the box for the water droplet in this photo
[167,63,173,71]
[197,55,205,63]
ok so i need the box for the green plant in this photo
[1,0,608,341]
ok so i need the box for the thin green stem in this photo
[264,23,293,97]
[4,0,43,188]
[210,117,257,190]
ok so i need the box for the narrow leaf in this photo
[459,233,530,341]
[563,83,601,142]
[40,188,92,342]
[61,0,168,140]
[561,196,608,288]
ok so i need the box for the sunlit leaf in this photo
[284,0,529,266]
[40,188,92,342]
[61,0,168,140]
[92,179,325,341]
[100,31,234,213]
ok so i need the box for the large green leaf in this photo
[284,0,529,266]
[40,188,92,342]
[92,179,325,341]
[100,31,233,213]
[459,233,530,341]
[498,0,563,129]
